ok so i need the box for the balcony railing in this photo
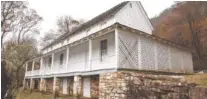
[25,55,116,77]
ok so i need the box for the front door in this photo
[83,77,91,98]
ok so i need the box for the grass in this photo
[185,73,207,87]
[16,90,78,99]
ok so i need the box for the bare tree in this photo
[15,9,42,44]
[56,15,81,34]
[40,29,60,47]
[1,1,42,49]
[41,16,84,48]
[1,1,25,49]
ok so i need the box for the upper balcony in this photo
[25,31,117,77]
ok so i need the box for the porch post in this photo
[115,27,119,69]
[51,53,54,69]
[88,39,92,70]
[40,58,43,75]
[25,62,28,72]
[32,60,35,75]
[30,78,34,90]
[73,75,82,96]
[40,78,46,91]
[66,46,69,68]
[53,77,60,94]
[23,63,28,89]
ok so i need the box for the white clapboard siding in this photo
[117,28,193,73]
[115,1,153,35]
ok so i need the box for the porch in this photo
[25,31,116,77]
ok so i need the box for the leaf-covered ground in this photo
[16,90,82,99]
[185,73,207,87]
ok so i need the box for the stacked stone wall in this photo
[99,71,207,99]
[91,75,99,99]
[46,78,53,92]
[68,78,74,96]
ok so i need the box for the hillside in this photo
[150,1,207,71]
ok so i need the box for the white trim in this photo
[138,36,142,69]
[154,42,158,70]
[137,1,154,31]
[40,58,43,75]
[53,77,56,92]
[115,27,119,70]
[32,61,35,75]
[66,46,69,69]
[181,52,185,73]
[51,53,54,69]
[25,68,117,78]
[168,46,172,71]
[88,39,92,71]
[25,63,28,76]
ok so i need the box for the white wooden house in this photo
[24,1,193,98]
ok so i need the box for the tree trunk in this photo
[1,30,6,50]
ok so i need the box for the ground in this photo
[16,90,88,99]
[185,73,207,87]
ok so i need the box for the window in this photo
[48,56,52,67]
[100,39,107,61]
[130,3,132,8]
[60,53,64,65]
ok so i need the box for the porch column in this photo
[24,62,28,77]
[32,60,35,75]
[30,78,34,90]
[66,46,69,68]
[115,27,119,68]
[40,78,46,91]
[23,63,28,89]
[73,75,82,96]
[88,39,92,70]
[51,53,54,70]
[40,58,43,75]
[53,77,60,94]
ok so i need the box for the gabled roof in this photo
[42,1,129,50]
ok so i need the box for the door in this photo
[62,78,68,94]
[34,80,38,89]
[83,77,91,97]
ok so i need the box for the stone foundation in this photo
[46,78,53,92]
[99,72,127,99]
[73,75,82,96]
[68,78,74,96]
[91,75,99,99]
[99,71,207,99]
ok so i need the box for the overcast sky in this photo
[28,0,174,37]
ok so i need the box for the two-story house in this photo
[23,1,193,98]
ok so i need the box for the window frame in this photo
[100,39,108,61]
[48,56,52,67]
[60,53,64,65]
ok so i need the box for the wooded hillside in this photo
[151,1,207,70]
